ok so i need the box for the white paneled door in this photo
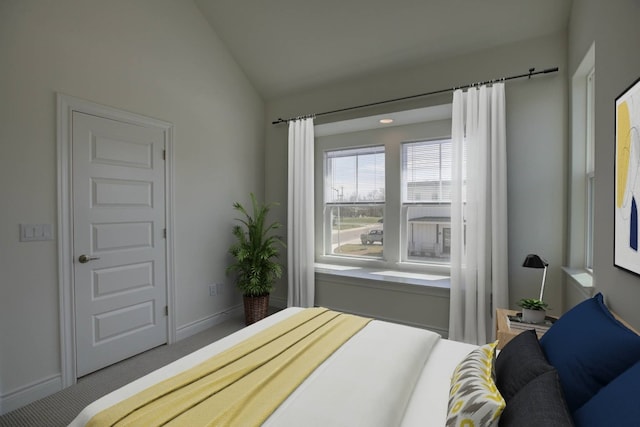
[72,111,167,377]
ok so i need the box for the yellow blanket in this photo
[87,307,371,427]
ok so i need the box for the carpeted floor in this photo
[0,311,248,427]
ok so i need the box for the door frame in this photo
[56,93,176,387]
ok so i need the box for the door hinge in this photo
[164,305,168,316]
[162,149,166,160]
[163,228,167,239]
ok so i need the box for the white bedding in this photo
[70,308,477,427]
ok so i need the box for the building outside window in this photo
[402,139,455,263]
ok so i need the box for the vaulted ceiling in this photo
[195,0,572,100]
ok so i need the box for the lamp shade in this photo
[522,254,548,269]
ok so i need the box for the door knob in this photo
[78,254,100,264]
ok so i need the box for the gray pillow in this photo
[495,329,554,402]
[499,370,574,427]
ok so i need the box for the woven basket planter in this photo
[243,294,270,325]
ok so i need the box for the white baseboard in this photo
[1,374,62,415]
[175,304,243,341]
[1,306,248,415]
[1,302,286,415]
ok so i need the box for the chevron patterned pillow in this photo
[446,341,505,427]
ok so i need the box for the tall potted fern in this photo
[226,193,285,325]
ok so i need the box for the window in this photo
[585,68,595,271]
[315,105,454,277]
[568,42,595,281]
[402,139,454,263]
[321,137,454,268]
[323,146,385,259]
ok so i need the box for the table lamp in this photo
[523,254,549,301]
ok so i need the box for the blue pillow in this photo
[573,361,640,427]
[539,293,640,413]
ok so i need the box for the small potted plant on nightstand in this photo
[226,193,285,325]
[517,298,549,324]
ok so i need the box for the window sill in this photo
[315,262,450,289]
[562,266,595,298]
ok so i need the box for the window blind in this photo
[325,146,385,203]
[402,139,454,203]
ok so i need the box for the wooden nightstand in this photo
[495,308,557,350]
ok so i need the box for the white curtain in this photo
[287,118,315,307]
[449,83,509,344]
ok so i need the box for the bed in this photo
[70,293,640,427]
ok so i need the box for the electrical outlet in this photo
[209,285,217,296]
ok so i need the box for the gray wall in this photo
[568,0,640,327]
[0,0,263,411]
[265,33,568,322]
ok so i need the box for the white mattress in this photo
[70,308,476,426]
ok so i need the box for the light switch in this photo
[20,224,54,242]
[23,225,35,239]
[41,223,53,240]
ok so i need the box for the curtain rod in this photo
[271,66,558,125]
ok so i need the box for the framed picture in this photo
[615,77,640,276]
